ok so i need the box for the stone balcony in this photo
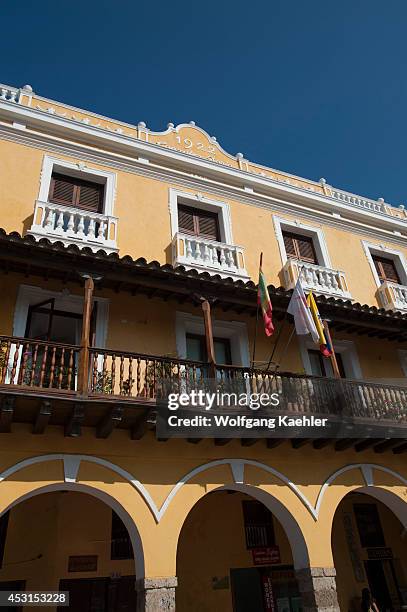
[172,232,249,280]
[27,200,118,253]
[377,281,407,312]
[283,258,352,300]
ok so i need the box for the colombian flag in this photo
[258,267,274,337]
[306,291,333,357]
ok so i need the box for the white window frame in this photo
[362,241,407,288]
[175,312,250,366]
[273,216,331,267]
[38,155,117,216]
[299,337,362,379]
[13,284,109,348]
[169,188,233,244]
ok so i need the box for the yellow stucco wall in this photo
[0,491,135,591]
[0,432,405,610]
[176,490,293,612]
[1,137,406,309]
[1,94,407,612]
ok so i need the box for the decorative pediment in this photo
[144,122,243,169]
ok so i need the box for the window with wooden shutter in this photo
[178,204,220,240]
[282,231,317,264]
[372,255,401,284]
[48,173,104,213]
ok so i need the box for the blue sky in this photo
[1,1,406,206]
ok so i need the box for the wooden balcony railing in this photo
[0,336,80,391]
[89,347,208,398]
[0,336,406,425]
[215,364,407,422]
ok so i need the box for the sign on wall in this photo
[252,546,281,566]
[262,573,276,612]
[68,555,98,572]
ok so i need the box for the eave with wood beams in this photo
[0,229,406,452]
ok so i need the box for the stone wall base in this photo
[136,577,177,612]
[296,567,340,612]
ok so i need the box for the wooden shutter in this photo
[283,232,296,258]
[49,174,76,206]
[282,231,317,264]
[372,255,400,283]
[49,173,103,213]
[178,205,195,234]
[177,204,220,240]
[197,210,219,240]
[77,181,103,212]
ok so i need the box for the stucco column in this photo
[295,567,340,612]
[136,577,177,611]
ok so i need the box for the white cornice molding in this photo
[1,99,407,232]
[0,120,407,251]
[1,97,406,232]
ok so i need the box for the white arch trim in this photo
[0,455,406,524]
[314,463,407,517]
[0,482,145,578]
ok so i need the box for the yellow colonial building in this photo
[0,82,406,612]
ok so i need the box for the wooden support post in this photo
[0,396,15,433]
[266,439,284,449]
[312,438,333,449]
[96,405,124,439]
[33,400,52,434]
[77,276,95,396]
[354,438,384,452]
[241,438,259,447]
[291,438,311,449]
[131,409,150,440]
[323,320,341,379]
[64,403,85,437]
[201,299,216,377]
[214,438,232,446]
[335,438,361,451]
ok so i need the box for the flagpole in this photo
[272,326,296,378]
[323,319,341,378]
[265,314,287,371]
[251,252,263,368]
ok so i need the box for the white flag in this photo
[287,279,319,342]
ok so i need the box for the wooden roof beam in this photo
[96,405,124,438]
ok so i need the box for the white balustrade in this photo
[330,189,386,215]
[283,258,352,299]
[172,232,248,280]
[377,281,407,312]
[28,200,118,253]
[0,85,19,103]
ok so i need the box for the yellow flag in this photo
[306,291,327,345]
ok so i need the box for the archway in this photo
[332,487,407,612]
[176,484,309,612]
[0,483,145,611]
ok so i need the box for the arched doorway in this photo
[332,488,407,612]
[176,485,309,612]
[0,485,143,611]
